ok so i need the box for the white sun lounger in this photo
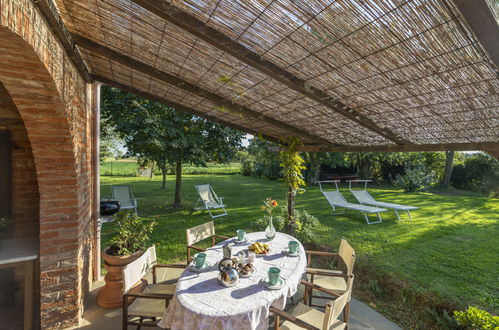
[194,184,228,218]
[318,180,387,225]
[348,180,418,221]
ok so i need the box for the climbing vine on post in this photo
[279,137,306,234]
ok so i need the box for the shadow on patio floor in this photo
[80,275,401,330]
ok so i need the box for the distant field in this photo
[100,159,240,176]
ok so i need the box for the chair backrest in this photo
[350,190,375,204]
[317,180,340,192]
[196,184,216,203]
[322,275,354,329]
[186,221,215,246]
[122,246,157,294]
[339,238,356,275]
[112,185,134,207]
[323,190,349,207]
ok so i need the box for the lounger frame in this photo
[347,180,418,221]
[318,180,386,225]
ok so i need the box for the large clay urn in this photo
[96,248,147,308]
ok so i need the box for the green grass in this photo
[100,174,499,327]
[100,159,240,176]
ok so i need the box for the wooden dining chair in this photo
[186,221,229,263]
[270,275,354,330]
[303,238,356,323]
[122,246,185,330]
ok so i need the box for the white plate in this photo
[239,267,257,278]
[188,260,212,273]
[285,249,301,257]
[262,277,286,290]
[234,238,250,244]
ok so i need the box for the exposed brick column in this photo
[0,25,91,329]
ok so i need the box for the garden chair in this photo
[194,184,227,218]
[303,238,356,324]
[270,275,354,330]
[318,180,387,224]
[122,246,185,330]
[111,185,138,214]
[348,180,418,220]
[186,221,229,263]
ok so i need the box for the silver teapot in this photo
[218,266,239,287]
[218,244,237,271]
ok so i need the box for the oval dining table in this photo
[159,232,306,330]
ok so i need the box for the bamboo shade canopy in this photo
[52,0,499,151]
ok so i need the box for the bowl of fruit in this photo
[249,242,270,256]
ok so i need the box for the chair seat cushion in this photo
[128,284,176,318]
[307,270,348,293]
[280,303,345,330]
[155,266,185,285]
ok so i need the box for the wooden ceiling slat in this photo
[34,0,92,82]
[73,34,333,146]
[131,0,409,145]
[93,74,281,144]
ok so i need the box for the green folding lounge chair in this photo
[111,184,138,214]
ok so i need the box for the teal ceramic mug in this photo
[194,252,206,268]
[237,229,246,241]
[268,267,281,286]
[288,241,299,254]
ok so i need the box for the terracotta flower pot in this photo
[96,248,147,308]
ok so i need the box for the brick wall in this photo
[0,0,96,328]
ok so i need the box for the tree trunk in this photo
[160,164,167,189]
[173,161,182,207]
[442,150,455,188]
[286,186,295,234]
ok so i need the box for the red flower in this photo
[271,200,278,207]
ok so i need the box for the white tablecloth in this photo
[159,232,306,330]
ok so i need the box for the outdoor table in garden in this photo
[159,232,306,330]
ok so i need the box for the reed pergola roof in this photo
[47,0,498,152]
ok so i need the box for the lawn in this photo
[100,174,498,327]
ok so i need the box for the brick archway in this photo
[0,27,82,327]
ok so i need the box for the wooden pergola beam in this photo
[92,74,283,145]
[131,0,409,145]
[271,142,499,153]
[73,34,335,147]
[32,0,92,83]
[453,0,499,69]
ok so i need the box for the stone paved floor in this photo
[79,276,401,330]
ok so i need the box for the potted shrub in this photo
[97,210,156,308]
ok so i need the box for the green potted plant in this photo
[97,210,156,308]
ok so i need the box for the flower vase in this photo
[265,216,276,241]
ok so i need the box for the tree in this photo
[441,151,455,188]
[279,137,306,234]
[100,86,244,204]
